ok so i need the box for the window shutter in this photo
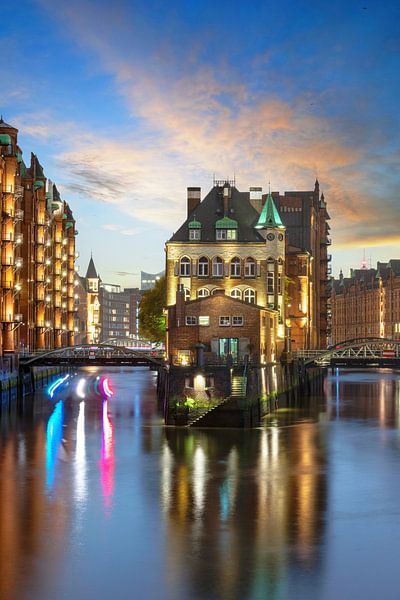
[257,261,261,277]
[174,261,178,276]
[192,260,197,276]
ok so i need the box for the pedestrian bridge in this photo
[19,344,164,370]
[297,338,400,368]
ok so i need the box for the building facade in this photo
[331,260,400,343]
[0,117,77,363]
[165,181,286,365]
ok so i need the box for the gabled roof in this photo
[169,185,264,243]
[86,256,98,279]
[255,192,284,229]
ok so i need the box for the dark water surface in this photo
[1,367,400,600]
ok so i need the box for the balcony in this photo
[1,277,13,289]
[2,232,14,242]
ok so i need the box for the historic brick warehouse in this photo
[0,117,77,368]
[165,178,330,366]
[331,260,400,343]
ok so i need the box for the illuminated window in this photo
[244,288,256,304]
[219,316,230,326]
[184,288,191,301]
[185,316,197,326]
[244,257,256,277]
[277,273,282,294]
[197,288,210,298]
[216,229,237,240]
[230,288,242,300]
[198,256,209,277]
[230,257,241,277]
[180,256,191,276]
[199,316,210,326]
[212,257,223,277]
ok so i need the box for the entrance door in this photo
[218,338,239,362]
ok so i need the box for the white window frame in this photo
[244,258,256,277]
[197,288,210,298]
[216,229,227,240]
[230,257,241,277]
[198,316,210,326]
[185,316,197,326]
[189,229,200,240]
[244,288,256,304]
[180,257,191,276]
[212,257,223,277]
[219,316,230,326]
[230,288,242,300]
[184,288,191,301]
[232,316,243,326]
[198,257,209,277]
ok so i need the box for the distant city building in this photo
[331,260,400,343]
[141,270,164,291]
[0,117,77,365]
[100,283,141,343]
[81,256,142,344]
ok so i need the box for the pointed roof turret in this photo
[0,116,17,131]
[86,255,98,279]
[314,178,319,192]
[255,191,285,230]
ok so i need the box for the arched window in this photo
[180,256,191,276]
[211,288,224,295]
[244,257,256,277]
[198,256,209,277]
[184,287,191,301]
[197,288,210,298]
[244,288,256,304]
[212,256,223,277]
[230,288,242,300]
[230,257,241,277]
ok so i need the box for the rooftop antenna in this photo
[361,249,368,270]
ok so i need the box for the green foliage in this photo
[138,276,166,343]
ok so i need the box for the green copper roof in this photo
[33,180,45,190]
[188,218,202,229]
[215,216,238,229]
[20,159,27,178]
[255,192,284,230]
[0,134,12,145]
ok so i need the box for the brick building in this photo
[165,179,331,364]
[0,117,77,362]
[331,260,400,343]
[167,287,276,365]
[165,180,286,364]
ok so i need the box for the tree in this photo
[138,276,166,343]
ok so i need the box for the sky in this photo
[1,0,399,286]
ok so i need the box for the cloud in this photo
[25,0,400,252]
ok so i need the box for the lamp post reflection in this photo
[74,400,87,506]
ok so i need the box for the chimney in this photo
[176,283,185,327]
[223,185,231,214]
[187,187,201,218]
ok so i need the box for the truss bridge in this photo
[297,338,400,368]
[19,344,164,370]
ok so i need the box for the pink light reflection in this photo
[103,377,114,398]
[100,400,114,510]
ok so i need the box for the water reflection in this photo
[46,400,64,490]
[100,399,114,510]
[1,368,400,600]
[161,424,327,599]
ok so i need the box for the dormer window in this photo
[188,217,202,240]
[215,216,238,241]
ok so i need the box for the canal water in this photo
[1,367,400,600]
